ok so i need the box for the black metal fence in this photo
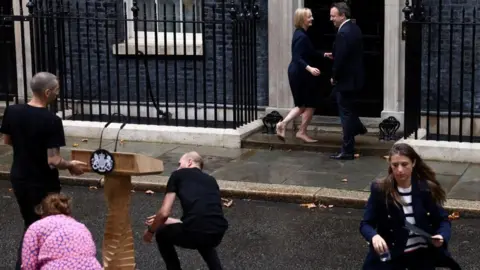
[403,3,480,142]
[1,0,260,129]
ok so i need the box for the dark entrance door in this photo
[304,0,384,117]
[0,0,18,102]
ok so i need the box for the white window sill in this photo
[112,32,204,56]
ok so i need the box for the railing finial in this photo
[131,0,139,18]
[26,0,36,15]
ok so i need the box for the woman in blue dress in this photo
[275,8,328,143]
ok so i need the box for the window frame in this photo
[113,0,204,56]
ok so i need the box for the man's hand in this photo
[68,160,87,176]
[324,52,333,59]
[145,215,156,226]
[431,234,444,248]
[143,230,154,243]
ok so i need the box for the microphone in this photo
[90,114,127,175]
[113,122,128,152]
[98,120,113,150]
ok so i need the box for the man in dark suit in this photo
[327,2,367,160]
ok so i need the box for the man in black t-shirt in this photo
[143,151,228,270]
[0,72,86,269]
[1,71,86,227]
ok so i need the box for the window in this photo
[113,0,204,56]
[137,0,202,33]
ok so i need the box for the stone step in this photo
[292,115,383,134]
[241,130,396,156]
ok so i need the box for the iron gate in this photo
[2,0,261,129]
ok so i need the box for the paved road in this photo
[0,182,479,270]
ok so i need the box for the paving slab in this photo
[299,155,387,176]
[436,174,462,194]
[211,161,303,184]
[242,149,322,165]
[448,165,480,201]
[113,141,179,156]
[170,145,248,159]
[284,170,377,191]
[65,137,114,150]
[426,161,470,176]
[155,151,235,175]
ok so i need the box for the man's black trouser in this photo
[155,223,224,270]
[335,91,365,154]
[12,182,61,270]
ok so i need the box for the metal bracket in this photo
[262,111,283,134]
[378,116,400,141]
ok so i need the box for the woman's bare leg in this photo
[276,107,305,140]
[296,107,317,143]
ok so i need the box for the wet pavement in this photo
[0,183,479,270]
[0,137,478,201]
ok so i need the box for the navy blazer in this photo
[332,20,365,92]
[359,179,455,270]
[289,28,324,76]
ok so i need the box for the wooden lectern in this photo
[71,149,164,270]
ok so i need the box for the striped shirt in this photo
[397,186,428,253]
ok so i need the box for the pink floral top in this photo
[21,214,102,270]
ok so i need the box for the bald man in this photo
[143,152,228,270]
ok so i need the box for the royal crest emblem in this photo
[90,149,115,174]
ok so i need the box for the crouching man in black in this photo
[143,151,228,270]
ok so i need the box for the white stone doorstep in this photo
[399,137,480,163]
[62,119,264,149]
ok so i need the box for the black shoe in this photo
[329,152,355,160]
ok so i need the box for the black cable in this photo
[137,51,170,120]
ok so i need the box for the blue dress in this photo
[287,28,322,108]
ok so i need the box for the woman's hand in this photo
[431,234,444,248]
[307,66,321,76]
[372,234,389,255]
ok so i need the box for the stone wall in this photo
[420,0,480,114]
[40,0,268,112]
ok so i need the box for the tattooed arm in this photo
[47,147,86,175]
[47,147,71,169]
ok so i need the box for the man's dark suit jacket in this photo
[332,20,365,92]
[359,178,460,270]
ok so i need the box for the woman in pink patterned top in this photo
[21,193,102,270]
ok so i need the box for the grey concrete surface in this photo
[0,137,479,201]
[1,183,479,270]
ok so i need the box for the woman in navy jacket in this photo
[275,8,326,143]
[360,143,460,270]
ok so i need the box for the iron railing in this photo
[1,0,260,129]
[403,1,479,142]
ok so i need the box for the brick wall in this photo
[54,0,268,116]
[420,0,480,114]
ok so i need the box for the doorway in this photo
[304,0,385,117]
[0,0,18,101]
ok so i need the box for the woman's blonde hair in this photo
[35,193,72,217]
[294,8,312,29]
